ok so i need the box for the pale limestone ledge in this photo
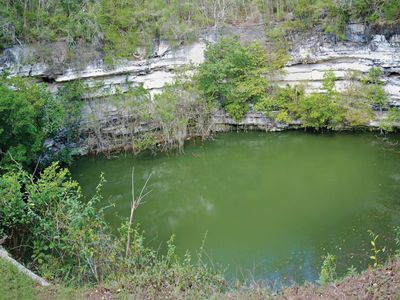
[1,24,400,103]
[2,25,400,122]
[280,33,400,106]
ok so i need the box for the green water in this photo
[71,132,400,284]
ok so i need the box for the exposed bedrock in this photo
[284,24,400,107]
[1,23,400,154]
[1,23,399,103]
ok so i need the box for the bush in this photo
[254,71,346,130]
[1,162,109,283]
[295,70,344,130]
[0,76,67,169]
[196,37,269,120]
[254,85,304,121]
[153,78,214,150]
[0,162,225,295]
[362,67,388,113]
[0,76,85,171]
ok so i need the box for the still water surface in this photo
[72,132,400,284]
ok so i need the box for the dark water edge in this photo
[71,131,400,286]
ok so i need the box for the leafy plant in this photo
[295,70,344,130]
[1,162,225,296]
[317,253,336,285]
[362,67,388,114]
[0,76,67,169]
[368,229,385,268]
[196,37,269,120]
[346,265,358,277]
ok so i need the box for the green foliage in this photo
[351,0,400,24]
[153,77,214,150]
[0,76,65,169]
[346,265,358,277]
[317,253,337,285]
[265,71,345,130]
[0,0,101,49]
[271,0,399,40]
[1,162,109,283]
[341,71,374,127]
[0,162,224,296]
[254,85,304,122]
[253,68,386,131]
[379,108,400,132]
[197,37,269,120]
[110,229,225,298]
[99,0,208,60]
[368,229,386,268]
[296,93,343,130]
[0,76,84,170]
[1,0,399,55]
[295,70,345,130]
[225,102,249,121]
[362,67,388,113]
[83,73,215,154]
[265,26,290,71]
[56,81,84,141]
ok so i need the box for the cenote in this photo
[71,132,400,285]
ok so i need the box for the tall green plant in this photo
[296,70,344,130]
[363,67,388,114]
[317,253,337,285]
[197,37,269,120]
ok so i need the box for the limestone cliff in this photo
[1,23,400,154]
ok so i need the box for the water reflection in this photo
[72,132,400,283]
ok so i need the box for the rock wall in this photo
[284,24,400,107]
[1,23,400,154]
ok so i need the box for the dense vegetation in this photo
[0,76,83,170]
[198,38,393,130]
[0,33,396,169]
[1,1,400,298]
[0,162,224,297]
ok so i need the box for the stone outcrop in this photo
[283,24,400,106]
[1,23,400,154]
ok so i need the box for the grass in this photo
[2,255,400,299]
[0,258,88,300]
[0,258,37,300]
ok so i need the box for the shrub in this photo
[340,71,374,127]
[225,102,249,121]
[153,78,214,150]
[0,162,109,283]
[0,162,225,296]
[294,71,344,130]
[362,67,388,114]
[0,76,67,169]
[254,85,304,123]
[0,76,86,170]
[196,37,269,120]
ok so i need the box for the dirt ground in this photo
[278,259,400,300]
[31,259,400,299]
